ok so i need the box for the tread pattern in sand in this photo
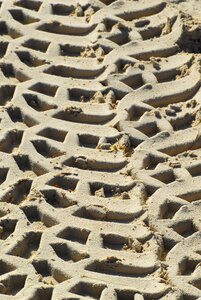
[0,0,200,299]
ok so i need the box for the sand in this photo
[0,0,200,299]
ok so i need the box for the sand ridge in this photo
[0,0,200,299]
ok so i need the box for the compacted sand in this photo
[0,0,200,299]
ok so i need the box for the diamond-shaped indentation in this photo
[21,205,58,228]
[0,260,16,276]
[0,219,17,240]
[51,243,89,262]
[31,139,64,158]
[40,189,77,208]
[57,227,90,245]
[37,127,67,142]
[32,260,70,285]
[14,0,42,11]
[47,176,78,192]
[0,274,27,295]
[8,231,42,258]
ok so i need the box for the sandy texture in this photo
[0,0,200,299]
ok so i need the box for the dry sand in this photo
[0,0,200,299]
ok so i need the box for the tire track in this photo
[0,0,200,299]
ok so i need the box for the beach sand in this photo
[0,0,200,299]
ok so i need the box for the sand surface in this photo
[0,0,200,299]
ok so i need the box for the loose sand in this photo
[0,0,200,299]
